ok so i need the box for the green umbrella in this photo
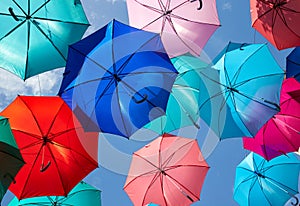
[0,0,89,80]
[9,181,101,206]
[144,53,208,135]
[0,116,24,201]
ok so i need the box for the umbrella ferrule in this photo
[160,169,167,176]
[254,171,265,178]
[163,10,172,15]
[272,1,287,9]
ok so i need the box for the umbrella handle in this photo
[40,161,51,172]
[3,173,16,184]
[291,196,299,206]
[132,94,148,104]
[8,7,20,21]
[190,0,203,10]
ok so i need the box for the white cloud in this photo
[222,2,232,11]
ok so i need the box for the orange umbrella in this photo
[250,0,300,50]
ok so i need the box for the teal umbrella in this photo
[8,181,101,206]
[199,42,284,139]
[234,152,300,206]
[0,0,89,80]
[144,53,208,135]
[0,116,24,201]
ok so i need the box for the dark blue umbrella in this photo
[58,20,178,138]
[286,47,300,79]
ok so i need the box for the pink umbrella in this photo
[124,133,209,206]
[243,78,300,160]
[126,0,220,57]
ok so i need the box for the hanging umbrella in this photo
[0,0,89,80]
[234,152,300,206]
[0,96,98,200]
[243,78,300,160]
[286,47,300,79]
[8,181,101,206]
[199,42,284,139]
[250,0,300,50]
[124,133,209,206]
[126,0,220,57]
[58,19,178,138]
[0,116,24,201]
[144,53,209,135]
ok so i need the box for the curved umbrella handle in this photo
[190,0,203,10]
[40,161,51,172]
[291,196,299,206]
[8,7,20,21]
[132,94,148,104]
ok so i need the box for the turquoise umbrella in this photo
[0,0,89,80]
[0,116,24,201]
[234,152,300,206]
[144,53,208,135]
[8,181,101,206]
[199,42,284,139]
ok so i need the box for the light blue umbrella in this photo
[199,42,284,139]
[234,152,300,206]
[8,181,101,206]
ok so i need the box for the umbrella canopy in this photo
[243,78,300,160]
[0,96,98,199]
[234,152,300,206]
[144,53,208,135]
[199,42,284,139]
[124,133,209,206]
[0,116,24,201]
[58,19,178,138]
[286,47,300,79]
[250,0,300,50]
[0,0,89,80]
[8,181,101,206]
[126,0,220,57]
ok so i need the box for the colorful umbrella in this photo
[0,96,98,199]
[126,0,220,57]
[0,116,24,201]
[8,181,101,206]
[0,0,89,79]
[59,19,178,138]
[234,152,300,206]
[243,78,300,160]
[199,42,284,139]
[124,133,209,206]
[286,47,300,79]
[144,53,208,134]
[250,0,300,50]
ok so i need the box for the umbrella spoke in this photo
[30,0,51,17]
[0,20,26,42]
[11,0,27,16]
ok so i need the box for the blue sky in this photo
[1,0,298,205]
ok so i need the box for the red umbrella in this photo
[243,78,300,160]
[250,0,300,50]
[0,96,98,199]
[124,133,209,206]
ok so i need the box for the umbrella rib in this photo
[142,14,165,30]
[45,143,68,195]
[11,0,27,16]
[161,140,194,168]
[115,81,131,137]
[257,178,273,206]
[265,175,299,195]
[140,172,162,206]
[18,143,45,199]
[123,168,159,190]
[29,0,51,17]
[160,173,169,206]
[234,73,283,88]
[168,12,220,27]
[0,20,26,42]
[24,20,31,79]
[32,17,90,26]
[30,19,67,61]
[44,102,65,138]
[165,172,200,202]
[165,16,199,55]
[59,188,99,204]
[134,0,163,14]
[272,116,299,151]
[133,153,160,170]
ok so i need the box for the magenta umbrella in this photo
[243,78,300,160]
[126,0,220,57]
